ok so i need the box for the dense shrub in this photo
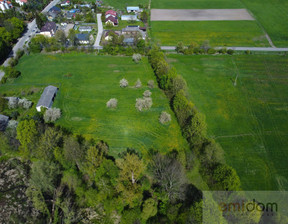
[44,108,61,122]
[106,98,118,108]
[159,111,171,124]
[227,49,234,55]
[18,98,32,109]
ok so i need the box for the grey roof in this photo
[41,22,57,32]
[76,33,89,41]
[36,86,58,109]
[122,26,140,32]
[0,114,9,131]
[79,26,92,31]
[123,37,134,43]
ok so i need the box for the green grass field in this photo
[151,0,244,9]
[100,0,149,10]
[168,54,288,191]
[241,0,288,47]
[151,21,269,47]
[0,54,188,157]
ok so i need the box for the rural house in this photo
[0,0,13,11]
[36,85,58,112]
[76,33,90,44]
[0,114,9,132]
[105,10,117,18]
[105,16,118,26]
[104,30,120,41]
[60,0,70,7]
[40,22,57,37]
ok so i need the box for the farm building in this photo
[0,114,9,132]
[121,15,139,21]
[76,33,90,44]
[79,26,92,32]
[40,22,57,37]
[105,16,118,26]
[127,6,141,13]
[36,86,58,112]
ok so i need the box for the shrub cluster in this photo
[132,54,142,63]
[1,67,21,84]
[159,111,171,124]
[135,97,152,112]
[7,97,32,110]
[175,41,234,55]
[148,46,240,191]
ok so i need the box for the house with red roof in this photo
[105,10,117,18]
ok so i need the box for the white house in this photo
[36,86,58,112]
[0,0,13,11]
[40,21,57,37]
[15,0,27,6]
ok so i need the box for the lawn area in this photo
[151,21,269,47]
[242,0,288,47]
[104,20,145,31]
[151,0,244,9]
[100,0,149,10]
[168,54,288,191]
[0,54,189,158]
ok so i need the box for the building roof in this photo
[105,30,119,38]
[79,26,92,30]
[76,33,89,41]
[40,21,56,32]
[127,6,139,10]
[121,15,138,20]
[105,16,118,24]
[36,86,58,109]
[49,6,61,12]
[122,26,140,32]
[123,37,134,43]
[105,10,116,16]
[0,114,9,131]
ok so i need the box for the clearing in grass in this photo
[151,21,269,47]
[168,54,288,191]
[0,54,188,157]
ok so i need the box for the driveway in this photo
[94,13,103,48]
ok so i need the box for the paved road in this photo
[0,0,61,80]
[94,13,103,49]
[161,46,288,52]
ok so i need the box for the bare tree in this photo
[106,98,118,108]
[143,90,152,98]
[18,98,32,109]
[132,54,142,63]
[135,79,142,88]
[159,111,171,124]
[44,108,61,122]
[135,97,152,111]
[120,78,129,88]
[147,80,154,89]
[150,154,187,202]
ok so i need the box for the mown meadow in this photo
[168,54,288,191]
[0,54,188,157]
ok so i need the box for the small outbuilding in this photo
[127,6,141,13]
[121,15,139,21]
[0,114,9,132]
[36,85,58,112]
